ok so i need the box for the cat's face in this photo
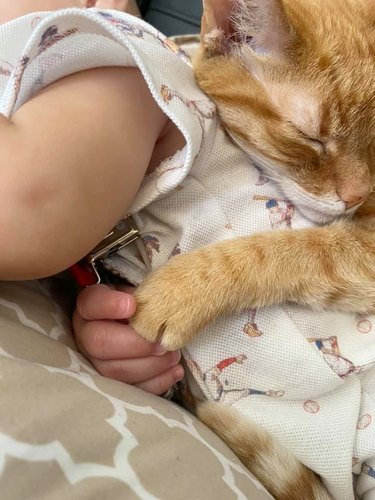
[195,0,375,223]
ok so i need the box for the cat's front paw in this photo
[131,253,214,350]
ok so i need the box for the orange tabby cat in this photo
[131,0,375,498]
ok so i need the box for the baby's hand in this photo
[73,284,184,395]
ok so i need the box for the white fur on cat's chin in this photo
[227,131,347,224]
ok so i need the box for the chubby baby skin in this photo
[0,0,185,394]
[0,0,130,24]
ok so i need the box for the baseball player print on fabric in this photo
[33,53,64,89]
[303,400,320,414]
[161,37,191,63]
[362,463,375,480]
[38,25,78,54]
[357,413,372,430]
[152,152,186,193]
[31,15,43,30]
[96,11,190,62]
[171,243,181,257]
[96,10,144,37]
[0,60,12,77]
[243,308,263,337]
[253,195,295,230]
[9,55,30,110]
[160,84,216,142]
[308,336,361,378]
[35,24,79,91]
[352,456,360,468]
[8,23,78,110]
[141,234,160,263]
[254,165,269,186]
[190,354,285,405]
[356,317,374,335]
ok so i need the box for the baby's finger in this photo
[73,315,166,360]
[93,350,182,384]
[136,365,185,395]
[76,284,136,320]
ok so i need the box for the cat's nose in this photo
[338,190,369,210]
[336,163,371,209]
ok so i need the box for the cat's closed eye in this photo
[296,128,328,155]
[306,137,327,155]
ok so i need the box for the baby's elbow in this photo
[0,165,75,279]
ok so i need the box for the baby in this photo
[0,0,184,395]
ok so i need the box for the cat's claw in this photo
[130,253,211,350]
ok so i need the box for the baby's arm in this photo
[73,284,184,394]
[0,66,168,280]
[0,1,83,24]
[0,0,137,24]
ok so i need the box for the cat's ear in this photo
[200,0,236,54]
[240,0,293,59]
[201,0,294,60]
[201,0,235,37]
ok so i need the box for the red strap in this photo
[69,263,98,288]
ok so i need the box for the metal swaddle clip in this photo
[70,220,139,287]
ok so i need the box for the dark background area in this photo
[136,0,203,36]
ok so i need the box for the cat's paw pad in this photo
[130,256,206,350]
